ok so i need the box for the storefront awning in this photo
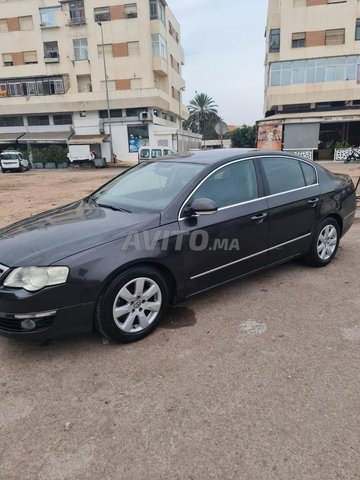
[0,133,24,144]
[18,132,72,144]
[67,135,108,145]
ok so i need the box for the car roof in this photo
[157,149,307,166]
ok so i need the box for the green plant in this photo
[229,125,257,148]
[334,140,350,149]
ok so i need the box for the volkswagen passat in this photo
[0,150,356,343]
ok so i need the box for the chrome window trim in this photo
[178,155,319,221]
[190,232,312,280]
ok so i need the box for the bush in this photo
[32,145,68,166]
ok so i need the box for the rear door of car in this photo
[258,155,320,265]
[179,158,269,294]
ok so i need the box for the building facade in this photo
[258,0,360,160]
[0,0,199,162]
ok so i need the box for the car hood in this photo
[0,200,161,267]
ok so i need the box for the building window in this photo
[128,41,140,56]
[292,32,306,48]
[44,41,59,60]
[7,82,23,96]
[128,125,149,152]
[0,19,8,33]
[2,53,13,67]
[100,109,123,118]
[53,114,72,125]
[124,4,138,19]
[23,80,37,96]
[325,28,345,45]
[126,108,148,117]
[39,7,61,27]
[269,55,360,86]
[150,0,165,24]
[269,28,280,52]
[27,115,50,126]
[94,7,111,22]
[69,1,85,25]
[0,76,65,97]
[152,34,167,60]
[23,51,38,65]
[19,16,33,31]
[73,38,88,60]
[356,19,360,41]
[0,116,24,127]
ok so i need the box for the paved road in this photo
[1,220,359,480]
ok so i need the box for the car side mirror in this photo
[185,198,218,217]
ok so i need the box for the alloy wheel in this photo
[112,277,162,333]
[317,225,338,261]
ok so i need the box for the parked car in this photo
[0,150,356,343]
[0,151,32,173]
[138,146,176,163]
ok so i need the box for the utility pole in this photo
[98,22,114,163]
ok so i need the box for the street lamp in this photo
[178,87,185,130]
[98,21,114,163]
[178,87,185,153]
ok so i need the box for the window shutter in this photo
[23,51,38,63]
[128,41,139,56]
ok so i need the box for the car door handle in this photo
[307,198,319,208]
[251,212,268,224]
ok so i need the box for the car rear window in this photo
[139,149,150,159]
[1,153,18,160]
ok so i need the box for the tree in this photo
[229,125,257,148]
[187,93,220,136]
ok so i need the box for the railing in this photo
[334,148,360,162]
[283,149,315,161]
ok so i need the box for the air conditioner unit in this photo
[140,111,152,121]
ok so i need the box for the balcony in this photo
[153,57,168,77]
[44,52,60,63]
[67,17,86,26]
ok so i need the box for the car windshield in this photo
[91,161,206,213]
[1,153,18,160]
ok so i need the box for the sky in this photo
[169,0,268,126]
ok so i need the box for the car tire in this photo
[95,266,169,343]
[304,218,340,267]
[1,168,6,173]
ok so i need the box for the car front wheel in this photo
[95,267,169,343]
[305,218,340,267]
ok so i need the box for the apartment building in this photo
[0,0,199,162]
[258,0,360,160]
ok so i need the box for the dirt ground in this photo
[0,161,360,480]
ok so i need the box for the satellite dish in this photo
[215,121,228,136]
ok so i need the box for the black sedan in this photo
[0,150,356,343]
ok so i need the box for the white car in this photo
[0,151,31,173]
[138,146,176,163]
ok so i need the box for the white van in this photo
[0,151,31,173]
[138,146,176,163]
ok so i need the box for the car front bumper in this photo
[0,286,95,340]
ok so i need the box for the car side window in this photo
[300,161,317,186]
[261,157,306,195]
[140,149,150,159]
[151,149,162,158]
[191,160,258,209]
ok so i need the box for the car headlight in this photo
[3,267,69,292]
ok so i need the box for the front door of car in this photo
[258,156,321,265]
[179,159,269,295]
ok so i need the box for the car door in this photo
[259,156,320,265]
[179,159,269,295]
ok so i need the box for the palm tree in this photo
[187,93,219,135]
